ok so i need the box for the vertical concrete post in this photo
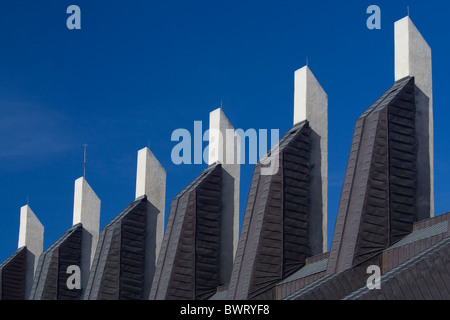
[208,108,241,284]
[135,147,166,297]
[18,205,44,298]
[294,66,328,254]
[395,16,433,218]
[73,177,101,290]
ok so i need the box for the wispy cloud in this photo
[0,102,75,162]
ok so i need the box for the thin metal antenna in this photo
[407,6,410,17]
[220,99,223,109]
[306,56,309,67]
[26,196,29,206]
[83,144,88,179]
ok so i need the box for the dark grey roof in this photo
[389,220,448,249]
[284,255,380,300]
[285,215,450,300]
[344,235,450,300]
[283,77,432,300]
[84,196,148,300]
[29,223,83,300]
[150,163,222,300]
[327,76,417,274]
[0,246,27,300]
[0,246,26,270]
[226,121,312,300]
[277,258,328,285]
[208,289,228,300]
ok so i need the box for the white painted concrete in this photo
[208,107,241,284]
[18,205,44,270]
[18,205,44,298]
[395,17,433,97]
[73,177,101,262]
[135,147,166,298]
[294,66,328,254]
[73,177,101,290]
[395,16,434,218]
[135,147,166,260]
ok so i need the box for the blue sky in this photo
[1,0,450,263]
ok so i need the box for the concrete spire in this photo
[136,147,166,205]
[18,205,44,266]
[395,17,432,95]
[208,107,241,283]
[135,147,166,297]
[395,16,433,218]
[135,147,166,259]
[18,204,44,297]
[293,65,328,254]
[208,108,241,167]
[294,66,328,127]
[72,177,101,288]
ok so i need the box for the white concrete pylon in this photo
[18,205,44,267]
[293,65,328,254]
[135,147,166,263]
[135,147,166,298]
[395,17,432,96]
[395,16,434,218]
[294,66,328,128]
[18,204,44,297]
[208,107,241,284]
[72,176,101,288]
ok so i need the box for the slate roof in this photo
[345,236,450,300]
[277,258,328,285]
[29,223,83,300]
[282,212,450,300]
[226,120,312,300]
[389,220,448,249]
[281,77,450,300]
[208,289,228,300]
[327,76,417,274]
[0,246,27,300]
[84,195,148,300]
[150,163,222,300]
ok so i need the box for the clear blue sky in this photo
[1,0,450,263]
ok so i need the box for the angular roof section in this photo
[227,120,312,300]
[84,195,148,300]
[208,285,228,300]
[150,163,222,300]
[327,76,417,274]
[284,254,380,300]
[0,246,27,300]
[277,256,328,285]
[283,212,450,300]
[345,236,450,300]
[282,77,450,300]
[29,223,83,300]
[389,220,447,250]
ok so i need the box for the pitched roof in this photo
[84,196,148,300]
[29,223,83,300]
[0,246,27,300]
[344,236,450,300]
[227,121,312,300]
[327,76,417,274]
[277,258,328,285]
[389,220,448,249]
